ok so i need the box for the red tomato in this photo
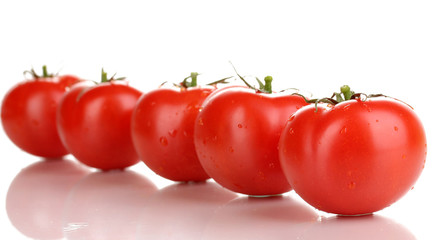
[132,77,215,181]
[1,67,80,158]
[194,86,308,195]
[57,75,142,170]
[279,97,427,215]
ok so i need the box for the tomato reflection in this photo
[137,181,238,239]
[6,158,90,240]
[63,170,157,240]
[202,195,319,239]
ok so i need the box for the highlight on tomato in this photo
[57,69,142,170]
[194,72,308,196]
[131,73,230,182]
[279,85,427,215]
[1,66,81,158]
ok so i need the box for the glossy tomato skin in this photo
[1,76,80,158]
[279,98,427,215]
[132,87,213,181]
[57,81,142,170]
[194,88,308,195]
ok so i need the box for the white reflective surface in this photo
[1,153,436,239]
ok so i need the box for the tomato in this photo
[131,73,215,181]
[1,66,80,158]
[194,76,308,195]
[57,70,142,170]
[279,86,427,215]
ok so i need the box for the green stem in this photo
[42,65,49,78]
[340,85,352,100]
[101,68,108,83]
[190,72,198,87]
[264,76,273,93]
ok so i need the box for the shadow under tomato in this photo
[6,158,90,240]
[63,170,158,240]
[136,181,238,240]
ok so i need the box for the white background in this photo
[0,0,438,239]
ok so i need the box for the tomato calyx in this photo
[160,72,232,90]
[100,68,126,83]
[205,76,234,87]
[293,85,390,112]
[23,65,55,80]
[231,64,273,94]
[180,72,200,88]
[180,72,233,88]
[74,69,127,102]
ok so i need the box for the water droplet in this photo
[348,181,356,189]
[237,123,243,128]
[268,162,275,168]
[159,136,168,146]
[394,126,398,131]
[340,126,348,134]
[168,129,177,137]
[289,128,295,135]
[150,101,156,106]
[288,115,295,121]
[258,170,266,180]
[198,118,204,126]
